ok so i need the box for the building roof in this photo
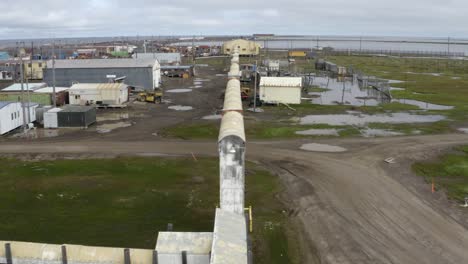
[259,77,302,87]
[0,52,10,60]
[2,83,47,92]
[210,209,248,264]
[155,232,213,254]
[61,105,95,112]
[0,101,16,109]
[132,53,181,63]
[161,65,192,70]
[34,87,70,93]
[69,83,127,91]
[46,58,159,69]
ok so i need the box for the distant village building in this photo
[24,60,45,79]
[222,39,261,56]
[0,52,10,60]
[43,58,161,90]
[132,53,182,64]
[259,77,303,104]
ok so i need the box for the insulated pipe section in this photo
[223,79,242,112]
[228,63,241,79]
[218,111,246,214]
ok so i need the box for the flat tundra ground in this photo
[1,62,468,263]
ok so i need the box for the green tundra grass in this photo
[0,157,298,264]
[413,146,468,202]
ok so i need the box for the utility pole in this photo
[447,36,451,56]
[192,35,195,63]
[52,40,57,107]
[18,42,27,131]
[24,42,31,125]
[361,36,364,52]
[253,60,258,112]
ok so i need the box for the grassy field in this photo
[413,146,468,201]
[326,56,468,121]
[0,157,297,264]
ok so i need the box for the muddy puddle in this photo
[308,76,390,106]
[306,76,452,110]
[392,99,453,110]
[300,143,347,152]
[390,87,405,91]
[202,114,222,120]
[296,129,340,136]
[166,89,193,93]
[360,129,404,137]
[97,112,130,122]
[168,105,194,111]
[388,79,405,84]
[10,128,63,139]
[300,112,446,126]
[97,122,132,133]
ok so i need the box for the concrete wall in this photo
[43,68,154,90]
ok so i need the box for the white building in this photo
[259,77,303,104]
[0,101,38,135]
[68,83,129,106]
[132,53,182,64]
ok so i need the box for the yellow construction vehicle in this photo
[137,89,163,103]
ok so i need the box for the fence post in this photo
[61,245,68,264]
[181,251,187,264]
[5,243,12,264]
[124,248,131,264]
[152,250,158,264]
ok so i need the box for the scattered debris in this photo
[384,157,396,164]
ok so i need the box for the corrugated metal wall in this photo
[43,68,154,90]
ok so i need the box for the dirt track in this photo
[1,134,468,263]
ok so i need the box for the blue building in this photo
[0,52,10,60]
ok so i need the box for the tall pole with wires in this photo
[52,40,57,107]
[18,42,27,131]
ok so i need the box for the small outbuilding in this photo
[68,83,128,107]
[259,77,303,105]
[57,105,96,128]
[222,39,261,56]
[43,108,62,129]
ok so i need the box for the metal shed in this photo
[259,77,303,104]
[43,108,62,128]
[57,105,96,128]
[43,58,161,90]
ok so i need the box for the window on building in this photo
[11,113,14,120]
[38,63,42,67]
[28,63,32,68]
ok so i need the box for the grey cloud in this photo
[0,0,466,39]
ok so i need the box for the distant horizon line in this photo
[0,34,467,42]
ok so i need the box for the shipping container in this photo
[57,105,96,128]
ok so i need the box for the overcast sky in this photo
[0,0,466,39]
